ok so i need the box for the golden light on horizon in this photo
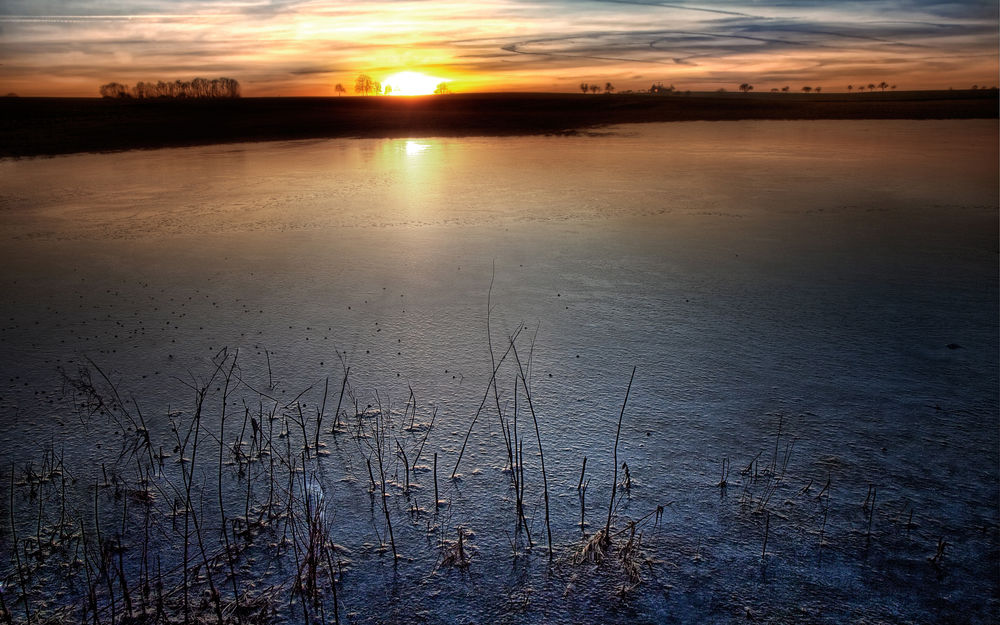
[384,71,449,96]
[0,1,996,96]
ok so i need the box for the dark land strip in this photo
[1,90,996,157]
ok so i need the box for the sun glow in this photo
[384,71,448,96]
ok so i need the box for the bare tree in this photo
[878,81,888,92]
[847,84,853,91]
[781,86,789,92]
[801,85,812,93]
[814,86,821,93]
[354,74,376,95]
[99,82,130,98]
[433,82,451,95]
[867,83,876,91]
[738,83,753,93]
[192,77,209,97]
[589,84,600,94]
[604,82,615,94]
[218,77,240,98]
[580,82,589,94]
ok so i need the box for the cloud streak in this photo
[1,0,996,95]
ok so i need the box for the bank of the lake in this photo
[1,90,997,158]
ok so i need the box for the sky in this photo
[1,0,997,96]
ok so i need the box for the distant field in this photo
[1,90,996,157]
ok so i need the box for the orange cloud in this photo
[0,0,996,96]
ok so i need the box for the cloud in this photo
[1,0,996,95]
[577,0,753,17]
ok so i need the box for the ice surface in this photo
[0,120,996,623]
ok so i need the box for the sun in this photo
[383,71,448,96]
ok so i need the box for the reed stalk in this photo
[9,465,31,625]
[604,366,636,548]
[315,376,329,450]
[217,353,243,623]
[511,340,553,560]
[331,368,350,435]
[762,511,770,559]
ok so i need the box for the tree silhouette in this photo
[99,82,130,98]
[605,82,615,94]
[383,84,392,96]
[649,83,675,94]
[878,81,888,92]
[99,77,239,99]
[580,82,589,94]
[354,74,376,95]
[867,83,876,91]
[738,83,753,93]
[589,85,600,94]
[814,86,821,93]
[801,85,812,93]
[847,84,853,91]
[335,83,346,96]
[434,83,452,95]
[781,86,789,92]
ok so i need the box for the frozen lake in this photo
[0,120,997,623]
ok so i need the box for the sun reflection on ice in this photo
[405,141,430,156]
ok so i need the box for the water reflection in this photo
[405,140,431,156]
[1,120,995,240]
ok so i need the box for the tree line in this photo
[99,77,241,99]
[353,74,383,96]
[847,82,894,92]
[580,82,615,94]
[347,74,451,96]
[741,82,902,93]
[753,84,822,93]
[580,80,911,95]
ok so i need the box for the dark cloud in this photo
[287,66,351,75]
[485,4,998,77]
[577,0,752,17]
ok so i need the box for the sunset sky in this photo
[2,0,997,96]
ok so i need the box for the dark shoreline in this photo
[2,90,996,157]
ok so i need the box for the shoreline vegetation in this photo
[5,343,992,623]
[1,89,996,158]
[3,333,665,623]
